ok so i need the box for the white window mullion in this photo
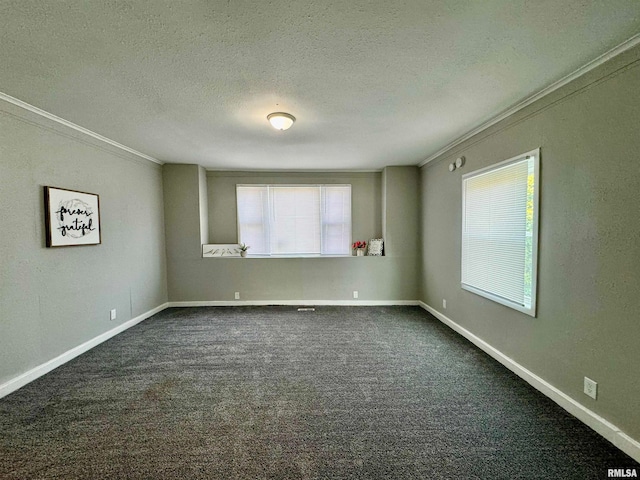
[268,185,275,255]
[320,186,326,254]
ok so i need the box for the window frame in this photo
[236,184,352,257]
[460,148,540,317]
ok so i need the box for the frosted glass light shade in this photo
[267,112,295,130]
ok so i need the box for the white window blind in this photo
[237,185,351,256]
[322,186,352,255]
[236,186,270,254]
[461,149,539,316]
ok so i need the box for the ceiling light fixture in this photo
[267,112,295,131]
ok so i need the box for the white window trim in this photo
[236,184,352,257]
[461,148,540,317]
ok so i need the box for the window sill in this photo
[202,254,381,259]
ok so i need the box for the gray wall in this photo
[382,166,420,257]
[207,171,383,244]
[164,167,420,302]
[0,100,168,388]
[420,45,640,440]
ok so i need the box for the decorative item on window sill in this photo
[239,243,250,257]
[352,240,367,256]
[367,238,384,256]
[202,244,242,257]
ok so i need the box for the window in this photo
[461,149,539,316]
[236,184,351,256]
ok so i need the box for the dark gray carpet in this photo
[0,306,637,479]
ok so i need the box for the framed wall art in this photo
[367,238,384,256]
[44,186,101,247]
[202,244,242,257]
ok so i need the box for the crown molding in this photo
[419,32,640,167]
[0,92,163,165]
[206,168,383,176]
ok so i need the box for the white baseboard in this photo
[168,300,420,307]
[0,302,169,399]
[8,300,635,462]
[418,301,640,463]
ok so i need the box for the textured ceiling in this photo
[1,1,639,170]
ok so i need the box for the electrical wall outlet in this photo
[442,299,447,309]
[584,377,597,400]
[353,291,359,299]
[110,309,117,321]
[234,292,240,300]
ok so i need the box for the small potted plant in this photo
[239,243,250,257]
[352,240,367,256]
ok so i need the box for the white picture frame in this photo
[368,238,384,256]
[202,244,242,257]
